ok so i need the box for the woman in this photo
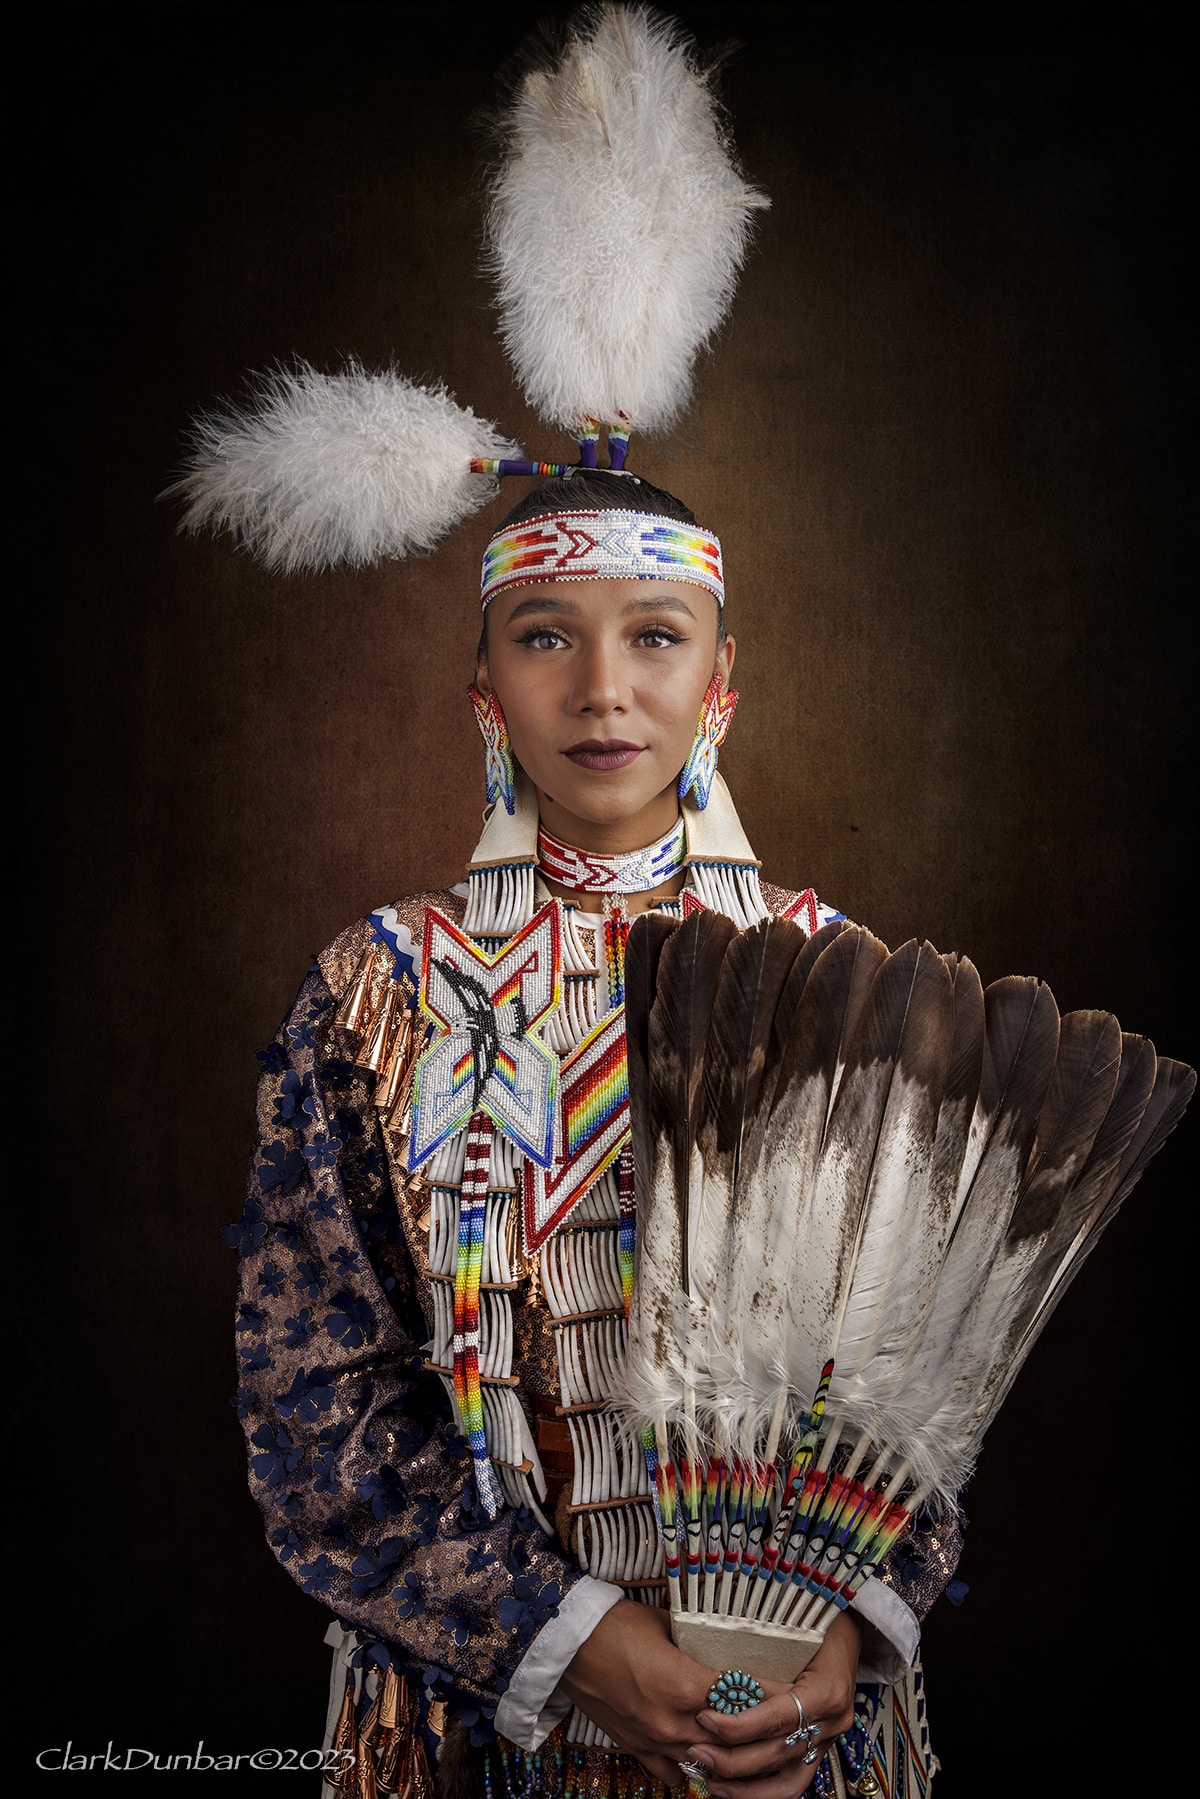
[231,469,959,1798]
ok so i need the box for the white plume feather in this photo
[485,3,769,433]
[167,362,520,572]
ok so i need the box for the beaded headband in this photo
[480,508,724,610]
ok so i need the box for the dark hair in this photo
[495,468,699,530]
[477,469,726,658]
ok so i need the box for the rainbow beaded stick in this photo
[453,1110,504,1518]
[469,417,630,482]
[607,425,631,471]
[702,1457,726,1604]
[654,1446,682,1591]
[577,419,601,467]
[680,1453,705,1612]
[468,458,571,478]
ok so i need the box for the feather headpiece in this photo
[166,5,765,572]
[620,912,1193,1681]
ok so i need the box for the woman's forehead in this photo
[493,579,709,624]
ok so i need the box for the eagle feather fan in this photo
[619,912,1193,1682]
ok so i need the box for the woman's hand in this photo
[560,1602,861,1795]
[559,1599,723,1786]
[683,1610,862,1798]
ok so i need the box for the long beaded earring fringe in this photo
[468,684,517,816]
[677,674,738,811]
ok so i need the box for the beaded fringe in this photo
[485,1735,680,1799]
[463,862,536,936]
[686,860,768,926]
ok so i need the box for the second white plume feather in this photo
[169,362,519,572]
[485,3,769,435]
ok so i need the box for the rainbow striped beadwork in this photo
[602,899,630,1012]
[480,509,724,609]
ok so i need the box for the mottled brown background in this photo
[25,3,1193,1791]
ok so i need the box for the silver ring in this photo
[678,1760,709,1788]
[784,1690,822,1753]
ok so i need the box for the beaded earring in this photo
[467,684,517,816]
[677,673,739,810]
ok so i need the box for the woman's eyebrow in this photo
[504,593,584,623]
[624,595,698,619]
[504,592,700,624]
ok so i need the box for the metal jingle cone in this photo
[375,1734,402,1796]
[382,1020,425,1132]
[334,945,378,1037]
[378,1665,403,1732]
[401,1722,436,1799]
[353,1744,380,1799]
[325,1667,359,1792]
[377,1007,415,1112]
[358,1675,384,1750]
[357,981,400,1077]
[372,1669,409,1794]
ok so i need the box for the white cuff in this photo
[852,1578,920,1685]
[493,1577,625,1751]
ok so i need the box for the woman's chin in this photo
[536,774,681,839]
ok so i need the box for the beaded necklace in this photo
[536,815,686,895]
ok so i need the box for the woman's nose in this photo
[570,641,629,715]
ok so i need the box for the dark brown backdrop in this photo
[25,4,1193,1791]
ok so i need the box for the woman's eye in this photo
[637,627,683,648]
[517,628,567,649]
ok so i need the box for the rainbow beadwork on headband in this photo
[480,509,724,610]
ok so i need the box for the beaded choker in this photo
[537,817,686,894]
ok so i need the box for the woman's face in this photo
[477,576,735,852]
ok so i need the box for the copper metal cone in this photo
[378,1666,403,1732]
[376,1009,415,1111]
[400,1739,434,1799]
[374,1671,411,1794]
[334,945,378,1036]
[354,1748,380,1799]
[382,1057,420,1132]
[325,1668,359,1792]
[358,1679,384,1750]
[357,982,399,1076]
[375,1730,402,1795]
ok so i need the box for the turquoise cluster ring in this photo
[706,1670,765,1714]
